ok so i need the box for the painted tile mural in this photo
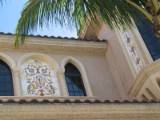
[20,59,60,96]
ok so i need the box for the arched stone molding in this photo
[18,53,59,70]
[0,53,18,96]
[61,56,93,97]
[129,59,160,100]
[0,53,16,70]
[17,53,61,96]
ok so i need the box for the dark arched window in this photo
[0,60,14,96]
[65,63,86,96]
[136,18,160,60]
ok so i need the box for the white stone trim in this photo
[0,53,18,96]
[129,59,160,99]
[131,22,153,64]
[61,56,93,97]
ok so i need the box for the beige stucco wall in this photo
[0,34,120,100]
[96,23,154,99]
[97,24,134,99]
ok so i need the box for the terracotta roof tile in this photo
[0,32,106,42]
[0,97,158,104]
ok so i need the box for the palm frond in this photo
[15,0,147,46]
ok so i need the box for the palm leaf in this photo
[15,0,147,46]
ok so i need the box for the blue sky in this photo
[0,0,77,37]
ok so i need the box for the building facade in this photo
[0,19,160,119]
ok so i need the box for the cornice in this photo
[0,98,159,120]
[0,34,107,56]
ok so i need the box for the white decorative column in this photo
[57,68,68,96]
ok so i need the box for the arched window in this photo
[0,60,14,96]
[65,63,86,96]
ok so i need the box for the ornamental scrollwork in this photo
[121,31,144,73]
[21,59,60,96]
